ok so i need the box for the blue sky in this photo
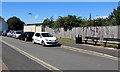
[2,2,119,24]
[1,0,120,2]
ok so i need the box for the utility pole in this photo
[89,13,92,26]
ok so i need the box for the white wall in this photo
[0,21,8,32]
[24,25,43,32]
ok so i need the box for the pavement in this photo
[0,36,8,71]
[60,42,119,58]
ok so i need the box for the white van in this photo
[32,32,59,46]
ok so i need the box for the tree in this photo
[53,16,64,29]
[7,16,25,30]
[107,6,120,26]
[113,6,120,25]
[0,16,4,21]
[92,18,107,26]
[54,15,83,31]
[80,19,89,27]
[43,6,120,30]
[43,18,51,27]
[43,16,54,28]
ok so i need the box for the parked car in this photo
[1,30,9,36]
[32,32,59,46]
[7,30,14,37]
[12,31,22,38]
[18,32,34,41]
[0,31,2,36]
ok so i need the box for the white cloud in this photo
[95,16,108,19]
[34,15,39,19]
[33,15,41,23]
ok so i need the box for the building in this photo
[0,17,8,32]
[24,23,44,32]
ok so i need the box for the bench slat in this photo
[84,36,100,45]
[104,38,120,42]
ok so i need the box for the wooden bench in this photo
[84,36,100,45]
[103,38,120,49]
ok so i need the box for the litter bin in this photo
[75,34,82,44]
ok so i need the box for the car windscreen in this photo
[41,33,53,37]
[26,32,34,36]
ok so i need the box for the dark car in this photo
[19,32,34,41]
[0,31,2,36]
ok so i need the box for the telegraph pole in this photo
[89,13,92,26]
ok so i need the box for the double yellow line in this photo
[0,39,62,72]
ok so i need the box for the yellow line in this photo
[0,39,62,72]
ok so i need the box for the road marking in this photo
[61,45,119,61]
[2,62,8,70]
[81,44,117,51]
[0,39,62,72]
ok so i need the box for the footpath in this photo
[60,42,119,58]
[0,58,8,72]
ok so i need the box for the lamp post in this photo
[28,12,32,32]
[28,12,32,24]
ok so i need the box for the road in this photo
[1,36,119,72]
[60,42,119,57]
[2,42,52,71]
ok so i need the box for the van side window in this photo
[35,33,40,37]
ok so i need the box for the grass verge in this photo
[58,38,118,49]
[58,38,75,44]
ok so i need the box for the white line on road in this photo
[0,39,62,72]
[61,45,119,61]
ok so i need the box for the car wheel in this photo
[32,39,36,44]
[19,38,21,40]
[41,41,45,47]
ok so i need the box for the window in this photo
[16,32,21,34]
[21,33,26,36]
[35,33,40,37]
[41,33,53,37]
[26,32,34,36]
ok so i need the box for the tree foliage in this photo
[43,6,120,30]
[7,16,25,30]
[0,16,4,21]
[110,6,120,25]
[93,18,108,26]
[53,15,83,31]
[43,16,54,28]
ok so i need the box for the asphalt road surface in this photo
[60,42,119,57]
[1,36,119,72]
[2,42,53,70]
